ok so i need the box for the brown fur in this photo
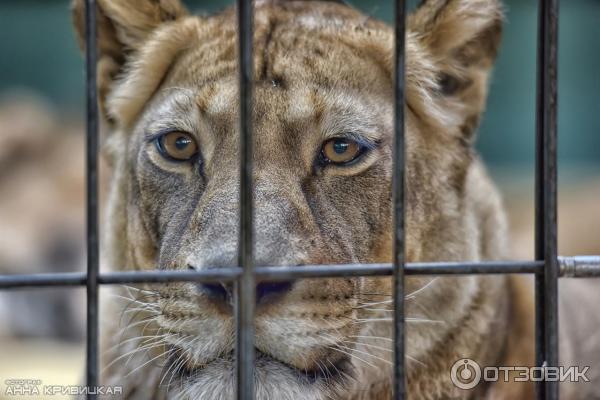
[72,1,532,399]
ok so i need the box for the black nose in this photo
[189,266,293,305]
[192,269,293,306]
[255,281,293,304]
[199,282,232,304]
[197,281,293,305]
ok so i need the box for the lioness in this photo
[72,0,534,398]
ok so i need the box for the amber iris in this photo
[321,138,361,164]
[156,131,199,161]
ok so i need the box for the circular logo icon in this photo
[450,358,482,390]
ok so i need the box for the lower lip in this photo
[175,350,352,385]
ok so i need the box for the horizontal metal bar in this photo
[100,269,242,284]
[256,261,544,280]
[0,272,87,288]
[0,261,540,289]
[559,256,600,278]
[409,261,543,275]
[1,257,598,290]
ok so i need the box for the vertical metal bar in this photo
[84,0,100,398]
[534,0,559,399]
[392,0,406,399]
[235,0,255,399]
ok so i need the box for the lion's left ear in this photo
[409,0,503,139]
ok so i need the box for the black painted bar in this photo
[100,269,242,284]
[0,272,88,288]
[534,0,559,399]
[0,260,564,289]
[6,258,600,290]
[392,0,407,399]
[84,0,100,398]
[256,261,544,280]
[235,0,256,399]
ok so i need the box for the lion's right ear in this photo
[71,0,188,120]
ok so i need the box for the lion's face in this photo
[73,0,503,398]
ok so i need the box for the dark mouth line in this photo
[255,351,354,385]
[166,347,354,386]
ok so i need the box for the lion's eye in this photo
[155,131,199,161]
[321,138,362,165]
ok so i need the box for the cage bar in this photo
[559,255,600,277]
[84,0,100,398]
[235,0,256,399]
[4,258,600,289]
[534,0,559,399]
[392,0,407,399]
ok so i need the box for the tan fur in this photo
[72,1,530,399]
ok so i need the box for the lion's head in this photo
[73,0,507,398]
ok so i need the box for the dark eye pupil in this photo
[175,136,191,150]
[333,139,349,154]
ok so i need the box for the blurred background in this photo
[0,0,598,398]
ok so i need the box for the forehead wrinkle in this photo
[318,89,385,144]
[196,80,237,117]
[282,86,318,123]
[146,90,198,133]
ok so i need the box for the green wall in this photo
[0,0,598,171]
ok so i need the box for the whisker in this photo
[406,355,426,367]
[352,317,445,324]
[348,335,393,342]
[335,343,393,366]
[407,317,445,324]
[358,308,393,312]
[102,339,166,373]
[165,335,208,390]
[160,348,185,389]
[121,285,158,296]
[314,359,330,386]
[125,348,177,378]
[354,300,392,309]
[104,333,167,356]
[344,335,426,366]
[124,339,169,368]
[110,294,159,309]
[323,343,378,370]
[119,306,158,333]
[326,358,356,385]
[160,87,196,96]
[318,332,393,367]
[343,340,392,354]
[405,278,439,299]
[117,311,157,345]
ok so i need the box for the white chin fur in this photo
[168,358,331,400]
